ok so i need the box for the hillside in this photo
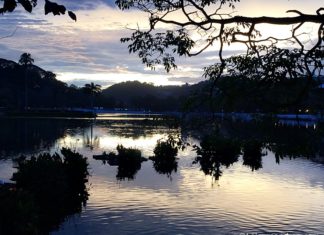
[0,58,207,111]
[0,58,91,109]
[101,81,199,111]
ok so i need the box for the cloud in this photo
[166,76,203,84]
[2,0,322,87]
[59,0,116,11]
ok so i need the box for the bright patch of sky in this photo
[0,0,322,87]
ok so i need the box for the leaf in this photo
[68,11,77,21]
[18,0,33,13]
[44,0,66,16]
[3,0,17,12]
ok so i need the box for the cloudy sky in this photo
[0,0,322,87]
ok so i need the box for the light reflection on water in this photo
[54,154,324,234]
[0,118,324,234]
[51,121,324,234]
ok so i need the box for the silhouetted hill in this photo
[3,56,319,113]
[0,58,92,109]
[101,81,202,111]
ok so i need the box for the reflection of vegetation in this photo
[200,119,324,164]
[0,186,38,235]
[242,140,265,171]
[266,124,321,164]
[116,145,144,181]
[193,134,241,180]
[0,118,90,158]
[83,82,102,110]
[151,136,179,177]
[1,148,90,234]
[83,122,100,150]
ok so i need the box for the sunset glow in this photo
[0,0,322,87]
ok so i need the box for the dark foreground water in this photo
[1,116,324,234]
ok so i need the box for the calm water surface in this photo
[0,117,324,234]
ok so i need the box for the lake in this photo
[1,116,324,234]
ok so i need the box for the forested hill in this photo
[3,57,319,113]
[0,58,208,111]
[0,58,92,109]
[101,81,204,111]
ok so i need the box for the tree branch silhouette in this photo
[117,0,324,75]
[0,0,76,21]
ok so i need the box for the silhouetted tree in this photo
[44,71,56,80]
[0,0,76,21]
[18,53,34,110]
[117,0,324,104]
[18,53,34,66]
[83,82,102,111]
[151,136,179,178]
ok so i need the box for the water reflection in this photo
[0,117,324,234]
[83,121,100,150]
[1,149,89,234]
[242,140,265,171]
[0,117,90,158]
[193,134,241,180]
[93,145,147,181]
[150,136,179,179]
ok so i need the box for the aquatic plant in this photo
[0,186,38,235]
[116,145,143,180]
[151,136,178,177]
[8,148,89,233]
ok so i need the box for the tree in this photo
[18,52,34,67]
[44,71,56,80]
[83,82,102,111]
[18,53,34,110]
[116,0,324,104]
[0,0,76,21]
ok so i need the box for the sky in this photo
[0,0,322,88]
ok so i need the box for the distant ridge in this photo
[0,58,207,111]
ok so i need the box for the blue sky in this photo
[0,0,322,87]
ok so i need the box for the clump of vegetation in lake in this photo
[151,135,179,177]
[0,186,38,235]
[193,134,241,180]
[116,145,144,180]
[242,140,265,171]
[0,148,89,234]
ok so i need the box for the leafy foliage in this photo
[121,29,195,72]
[0,0,76,21]
[0,186,39,235]
[116,144,143,180]
[18,53,34,67]
[0,57,106,109]
[10,148,89,233]
[151,135,179,176]
[117,0,324,103]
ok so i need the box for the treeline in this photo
[101,81,195,111]
[0,58,96,109]
[1,57,324,113]
[0,58,193,111]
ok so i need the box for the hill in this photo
[0,58,91,109]
[101,81,197,111]
[0,58,207,112]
